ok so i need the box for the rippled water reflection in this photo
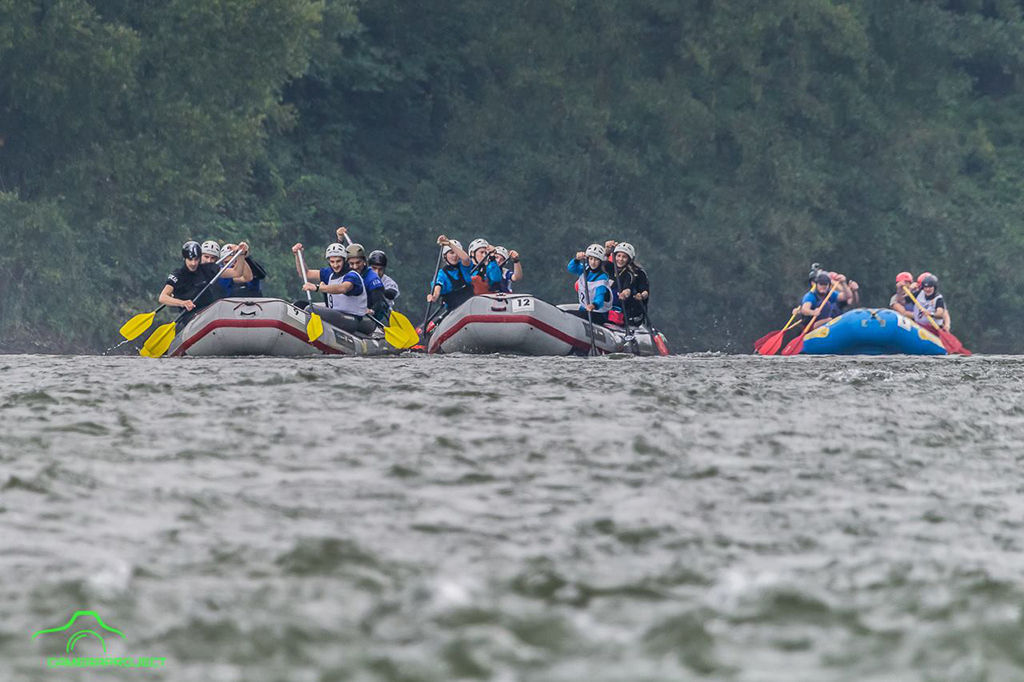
[2,354,1023,681]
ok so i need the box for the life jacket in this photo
[439,264,474,309]
[471,273,490,295]
[807,291,840,319]
[577,271,612,313]
[327,271,367,317]
[913,291,944,328]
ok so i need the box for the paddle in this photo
[781,282,838,356]
[140,248,245,358]
[296,248,324,343]
[579,260,598,357]
[638,299,670,356]
[755,286,815,355]
[614,269,639,355]
[421,246,445,334]
[119,305,166,341]
[902,286,971,356]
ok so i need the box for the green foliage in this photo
[4,0,1024,352]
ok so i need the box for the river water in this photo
[2,354,1023,681]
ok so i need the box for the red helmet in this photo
[895,271,913,283]
[916,271,933,285]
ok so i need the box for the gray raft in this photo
[165,298,397,357]
[426,293,669,356]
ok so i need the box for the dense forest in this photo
[3,0,1024,353]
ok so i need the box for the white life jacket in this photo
[577,272,612,313]
[913,291,944,328]
[327,271,367,317]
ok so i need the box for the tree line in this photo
[3,0,1024,353]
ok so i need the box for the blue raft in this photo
[800,308,947,355]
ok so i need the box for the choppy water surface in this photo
[2,354,1024,681]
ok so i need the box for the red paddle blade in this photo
[939,330,971,356]
[654,334,670,356]
[753,330,777,351]
[756,330,785,356]
[781,334,805,356]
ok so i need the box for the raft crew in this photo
[427,236,474,312]
[603,241,650,326]
[160,241,251,323]
[568,244,613,325]
[368,250,400,312]
[913,274,950,331]
[292,242,375,335]
[796,271,849,328]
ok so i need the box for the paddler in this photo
[912,274,951,331]
[568,244,613,325]
[602,242,649,326]
[216,243,257,296]
[159,241,250,323]
[890,271,916,319]
[426,236,474,312]
[368,250,400,312]
[200,240,221,265]
[292,242,375,334]
[491,246,522,293]
[344,243,389,322]
[467,238,503,294]
[796,271,848,328]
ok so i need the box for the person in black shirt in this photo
[159,241,250,320]
[602,241,650,325]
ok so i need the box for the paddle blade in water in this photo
[142,322,176,358]
[653,333,670,356]
[781,334,806,356]
[306,311,324,343]
[939,329,971,356]
[756,330,786,356]
[389,310,419,347]
[753,330,778,352]
[119,310,156,340]
[384,324,418,350]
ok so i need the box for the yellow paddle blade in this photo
[384,323,418,349]
[119,310,157,340]
[388,310,419,347]
[306,311,324,343]
[141,322,177,358]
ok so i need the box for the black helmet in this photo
[182,241,201,260]
[920,274,938,290]
[368,250,388,267]
[814,271,832,285]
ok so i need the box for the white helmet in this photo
[326,243,348,259]
[220,244,236,260]
[494,246,510,261]
[585,243,606,260]
[201,240,220,257]
[468,238,490,254]
[613,242,636,260]
[442,239,464,256]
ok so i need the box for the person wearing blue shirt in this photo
[798,271,850,328]
[492,246,523,293]
[427,236,474,311]
[567,244,614,325]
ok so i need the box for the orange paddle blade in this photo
[757,330,786,356]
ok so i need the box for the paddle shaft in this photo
[614,268,640,354]
[297,249,316,305]
[902,286,945,331]
[423,245,445,330]
[785,282,839,354]
[580,260,598,357]
[169,249,245,326]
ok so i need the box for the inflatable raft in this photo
[426,294,669,356]
[800,308,947,355]
[166,298,398,357]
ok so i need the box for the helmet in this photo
[814,271,832,285]
[917,271,933,285]
[895,271,913,283]
[182,241,201,260]
[585,243,606,260]
[201,240,220,257]
[368,250,388,267]
[613,242,636,260]
[468,238,490,254]
[920,274,938,289]
[220,244,235,260]
[326,243,347,259]
[442,239,463,256]
[808,262,822,283]
[346,243,366,260]
[493,246,510,261]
